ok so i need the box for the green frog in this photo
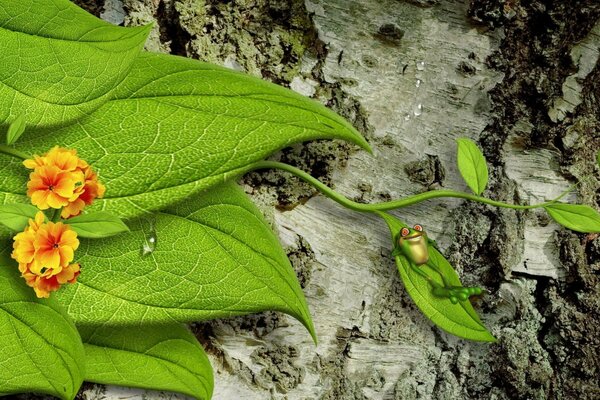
[391,224,482,304]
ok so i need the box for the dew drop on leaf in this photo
[141,218,157,256]
[416,61,425,71]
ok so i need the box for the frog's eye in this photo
[401,227,410,237]
[413,224,423,232]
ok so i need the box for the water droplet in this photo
[404,113,411,121]
[413,103,423,116]
[416,61,425,71]
[415,79,422,88]
[141,219,157,256]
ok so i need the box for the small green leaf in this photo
[3,51,369,218]
[6,114,26,145]
[0,264,85,399]
[0,203,40,231]
[57,182,316,342]
[80,323,213,400]
[456,138,489,195]
[66,211,129,239]
[377,212,495,342]
[0,0,151,127]
[596,150,600,168]
[544,203,600,233]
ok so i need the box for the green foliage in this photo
[0,0,151,128]
[6,114,26,145]
[456,138,489,195]
[0,266,85,399]
[66,212,129,238]
[378,212,495,342]
[544,203,600,233]
[0,52,369,218]
[0,203,40,231]
[80,323,213,399]
[57,183,316,341]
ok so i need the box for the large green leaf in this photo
[0,264,85,399]
[377,212,495,342]
[0,0,150,128]
[1,51,369,218]
[81,323,212,400]
[57,182,316,341]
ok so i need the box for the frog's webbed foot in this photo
[432,286,482,304]
[408,263,482,303]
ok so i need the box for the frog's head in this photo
[397,224,429,265]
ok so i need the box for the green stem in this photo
[0,144,29,160]
[249,161,568,213]
[50,208,61,222]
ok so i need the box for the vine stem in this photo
[0,144,29,160]
[248,160,570,213]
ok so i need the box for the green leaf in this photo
[3,51,369,218]
[377,212,495,342]
[0,0,151,128]
[80,323,212,400]
[456,138,488,195]
[0,203,40,231]
[66,211,129,239]
[544,203,600,233]
[6,114,26,145]
[0,264,85,399]
[57,182,316,342]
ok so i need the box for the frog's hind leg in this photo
[412,263,482,304]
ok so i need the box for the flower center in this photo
[48,185,54,191]
[53,243,59,249]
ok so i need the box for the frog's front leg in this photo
[408,262,482,304]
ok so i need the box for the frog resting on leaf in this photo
[391,224,482,304]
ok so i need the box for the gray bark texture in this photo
[25,0,600,399]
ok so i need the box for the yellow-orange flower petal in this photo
[11,230,36,264]
[28,211,46,232]
[56,263,80,284]
[61,198,85,219]
[23,154,46,170]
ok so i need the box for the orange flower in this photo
[23,146,87,172]
[23,146,104,217]
[61,165,105,218]
[31,221,79,273]
[27,165,82,209]
[21,263,80,299]
[11,212,81,298]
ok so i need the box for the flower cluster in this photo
[11,212,80,298]
[9,147,105,298]
[24,146,105,218]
